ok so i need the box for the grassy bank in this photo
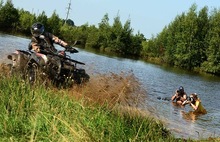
[0,65,214,141]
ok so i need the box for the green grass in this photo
[0,74,214,142]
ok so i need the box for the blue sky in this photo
[12,0,220,38]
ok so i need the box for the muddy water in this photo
[0,33,220,139]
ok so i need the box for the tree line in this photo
[0,0,145,57]
[0,1,220,75]
[142,4,220,75]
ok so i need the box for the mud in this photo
[68,71,147,108]
[0,63,147,109]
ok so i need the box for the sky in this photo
[11,0,220,38]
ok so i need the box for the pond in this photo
[0,34,219,139]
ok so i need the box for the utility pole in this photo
[65,0,71,24]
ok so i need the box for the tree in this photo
[201,9,220,74]
[18,9,36,34]
[173,4,199,69]
[195,6,209,66]
[47,11,62,35]
[0,0,19,31]
[36,11,48,30]
[110,15,123,53]
[98,13,111,50]
[164,14,185,65]
[0,0,3,9]
[85,25,100,49]
[131,32,145,56]
[66,19,75,26]
[119,19,132,55]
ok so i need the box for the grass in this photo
[0,64,218,141]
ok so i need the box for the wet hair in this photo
[179,86,184,91]
[177,86,184,95]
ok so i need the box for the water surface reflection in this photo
[0,34,219,139]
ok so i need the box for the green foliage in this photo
[1,1,220,75]
[0,76,185,141]
[0,0,19,31]
[196,6,209,65]
[65,19,75,26]
[60,25,75,43]
[85,25,100,49]
[142,3,220,75]
[94,14,144,56]
[173,4,199,69]
[0,1,144,57]
[201,9,220,75]
[97,13,111,50]
[110,15,124,53]
[18,9,36,35]
[36,11,48,29]
[131,32,145,56]
[47,11,62,35]
[0,0,3,9]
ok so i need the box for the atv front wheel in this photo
[25,63,38,84]
[73,69,90,84]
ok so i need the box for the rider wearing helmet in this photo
[29,22,75,79]
[171,86,187,106]
[30,22,70,53]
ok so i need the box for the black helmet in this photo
[31,22,44,37]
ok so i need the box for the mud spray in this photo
[0,63,153,114]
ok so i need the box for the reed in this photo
[0,64,206,141]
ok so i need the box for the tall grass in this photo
[0,64,209,142]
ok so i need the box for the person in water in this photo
[188,93,207,114]
[181,93,207,121]
[171,86,187,106]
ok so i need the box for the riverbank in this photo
[1,64,217,141]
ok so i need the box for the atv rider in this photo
[29,22,77,78]
[29,22,73,54]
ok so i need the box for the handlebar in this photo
[28,39,84,64]
[34,49,85,65]
[65,47,79,53]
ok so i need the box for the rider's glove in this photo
[65,45,72,49]
[69,48,79,53]
[65,45,78,53]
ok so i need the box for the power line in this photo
[65,0,71,24]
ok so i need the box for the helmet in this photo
[31,22,44,37]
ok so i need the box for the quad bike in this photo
[7,45,90,86]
